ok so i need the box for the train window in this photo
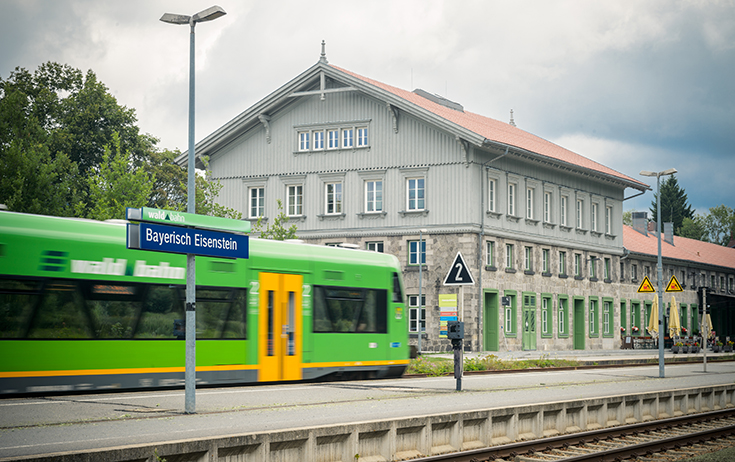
[135,285,181,338]
[195,288,247,339]
[0,279,42,338]
[313,286,387,333]
[29,281,93,339]
[392,272,404,303]
[82,282,142,339]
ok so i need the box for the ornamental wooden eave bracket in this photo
[456,136,470,167]
[387,103,399,133]
[258,114,271,144]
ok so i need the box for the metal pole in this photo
[185,19,197,414]
[418,230,422,354]
[656,174,664,378]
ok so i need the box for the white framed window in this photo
[486,241,495,267]
[508,183,516,216]
[505,303,514,334]
[313,130,325,150]
[526,188,534,219]
[409,239,426,266]
[542,249,550,273]
[558,296,567,335]
[506,244,514,269]
[408,295,426,333]
[525,246,533,271]
[576,199,583,228]
[560,195,568,226]
[605,206,612,234]
[366,241,384,252]
[356,127,368,147]
[342,128,353,148]
[407,177,425,211]
[325,182,342,215]
[249,187,265,219]
[365,180,383,213]
[286,185,303,216]
[542,297,549,335]
[591,203,598,232]
[544,192,551,223]
[603,301,611,335]
[488,179,496,212]
[298,132,310,151]
[559,251,566,275]
[327,129,339,149]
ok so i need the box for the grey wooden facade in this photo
[185,51,734,352]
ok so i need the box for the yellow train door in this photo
[258,272,303,382]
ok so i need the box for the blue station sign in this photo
[127,222,249,259]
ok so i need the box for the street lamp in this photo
[640,168,677,378]
[161,5,226,414]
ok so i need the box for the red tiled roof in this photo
[623,225,735,270]
[332,65,647,189]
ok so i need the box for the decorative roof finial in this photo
[320,40,328,64]
[509,109,516,127]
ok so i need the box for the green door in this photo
[484,292,499,351]
[573,298,585,350]
[522,293,537,351]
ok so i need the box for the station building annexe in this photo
[182,49,735,352]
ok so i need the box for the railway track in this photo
[413,408,735,462]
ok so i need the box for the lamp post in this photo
[161,5,226,414]
[640,168,677,379]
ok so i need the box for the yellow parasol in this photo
[668,295,681,338]
[647,294,659,338]
[706,313,714,333]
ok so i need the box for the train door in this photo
[573,297,585,350]
[483,291,499,351]
[258,272,303,382]
[522,293,537,350]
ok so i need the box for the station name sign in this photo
[126,207,249,259]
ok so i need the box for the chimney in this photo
[632,212,648,236]
[648,221,656,233]
[663,222,674,245]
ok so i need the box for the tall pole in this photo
[656,174,664,379]
[185,19,197,414]
[418,229,423,354]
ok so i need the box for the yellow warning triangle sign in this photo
[637,276,655,293]
[666,275,684,292]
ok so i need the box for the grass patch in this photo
[406,354,581,375]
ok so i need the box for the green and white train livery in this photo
[0,212,409,394]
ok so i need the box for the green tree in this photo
[679,215,707,241]
[623,210,633,226]
[0,62,155,216]
[702,205,735,246]
[649,175,694,235]
[0,77,82,215]
[252,199,298,240]
[86,133,153,221]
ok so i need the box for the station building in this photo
[183,48,735,352]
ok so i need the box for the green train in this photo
[0,211,409,394]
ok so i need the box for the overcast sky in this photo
[2,0,733,215]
